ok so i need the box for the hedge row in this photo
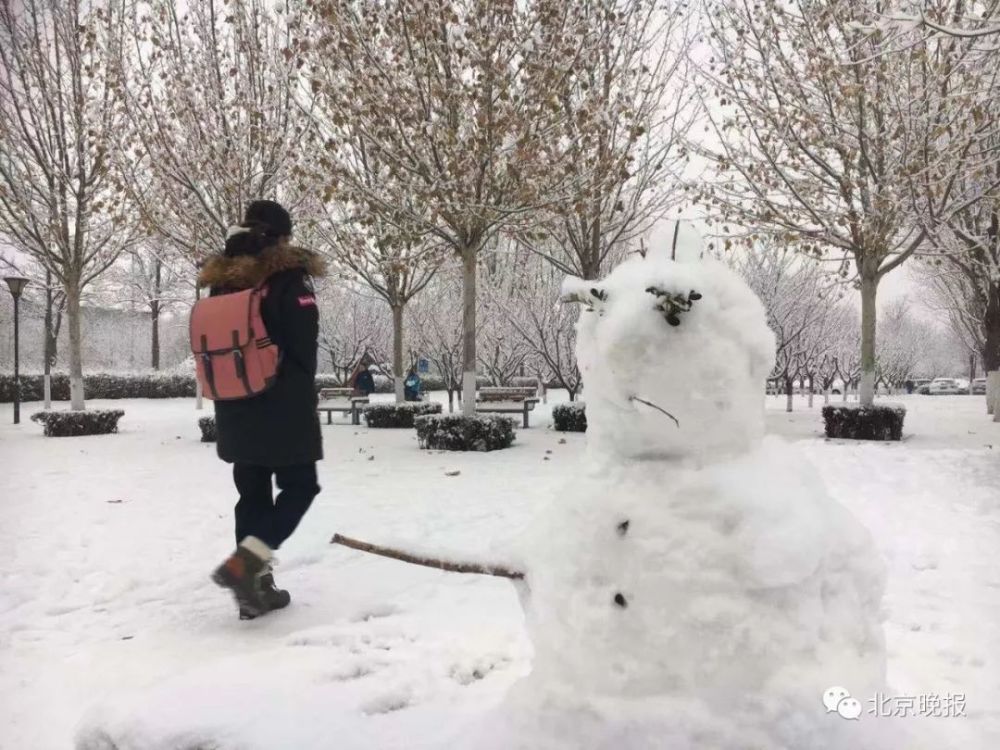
[552,402,587,432]
[2,372,525,402]
[1,373,195,402]
[821,404,906,441]
[415,414,516,452]
[363,402,442,428]
[30,409,125,437]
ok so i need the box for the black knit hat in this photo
[244,199,292,237]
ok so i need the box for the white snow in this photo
[0,391,998,749]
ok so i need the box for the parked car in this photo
[954,378,971,395]
[928,378,961,395]
[915,378,932,394]
[972,377,987,395]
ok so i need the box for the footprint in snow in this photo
[361,691,411,716]
[352,603,400,622]
[322,662,382,682]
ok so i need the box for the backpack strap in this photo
[232,329,253,395]
[200,334,220,400]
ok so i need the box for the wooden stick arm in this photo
[330,533,525,580]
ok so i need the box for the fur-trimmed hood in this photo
[197,245,328,290]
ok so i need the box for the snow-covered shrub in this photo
[511,376,541,390]
[0,373,196,402]
[311,374,400,393]
[416,374,490,392]
[31,409,124,437]
[169,355,196,376]
[822,403,905,441]
[84,373,195,399]
[552,401,587,432]
[363,402,442,428]
[414,414,515,452]
[314,375,345,391]
[372,374,394,393]
[0,374,70,402]
[198,416,217,443]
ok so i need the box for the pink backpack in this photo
[189,284,280,400]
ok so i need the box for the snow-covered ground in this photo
[1,392,998,749]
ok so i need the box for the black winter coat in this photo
[354,370,376,395]
[198,245,327,467]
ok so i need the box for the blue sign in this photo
[418,358,430,374]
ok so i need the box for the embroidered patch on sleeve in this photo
[298,295,317,307]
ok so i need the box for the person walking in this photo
[404,367,422,402]
[196,200,327,619]
[353,361,376,397]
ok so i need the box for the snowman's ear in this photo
[560,276,608,312]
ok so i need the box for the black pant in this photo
[233,463,320,550]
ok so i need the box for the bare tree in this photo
[732,243,836,412]
[875,298,925,391]
[494,246,583,398]
[916,143,1000,410]
[514,0,697,281]
[304,0,594,414]
[0,254,66,380]
[698,0,1000,407]
[866,2,1000,39]
[318,196,443,401]
[813,305,858,403]
[796,297,853,408]
[0,0,138,409]
[100,243,190,370]
[315,281,391,385]
[111,0,316,268]
[408,269,468,412]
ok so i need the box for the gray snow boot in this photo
[239,568,291,621]
[211,536,273,618]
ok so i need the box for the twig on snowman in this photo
[330,533,525,580]
[630,396,680,427]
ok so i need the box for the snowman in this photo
[478,252,896,749]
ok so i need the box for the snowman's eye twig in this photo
[645,287,701,326]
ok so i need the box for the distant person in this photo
[195,199,326,620]
[353,362,376,397]
[404,367,422,401]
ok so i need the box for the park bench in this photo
[317,387,369,426]
[475,386,540,428]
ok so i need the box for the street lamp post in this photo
[4,276,30,424]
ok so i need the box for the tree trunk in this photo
[807,376,814,408]
[391,303,404,404]
[151,257,161,370]
[66,280,85,410]
[859,271,878,407]
[987,371,1000,419]
[150,300,160,371]
[43,271,54,409]
[461,248,477,417]
[983,285,1000,415]
[447,388,455,413]
[824,387,830,405]
[785,376,793,412]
